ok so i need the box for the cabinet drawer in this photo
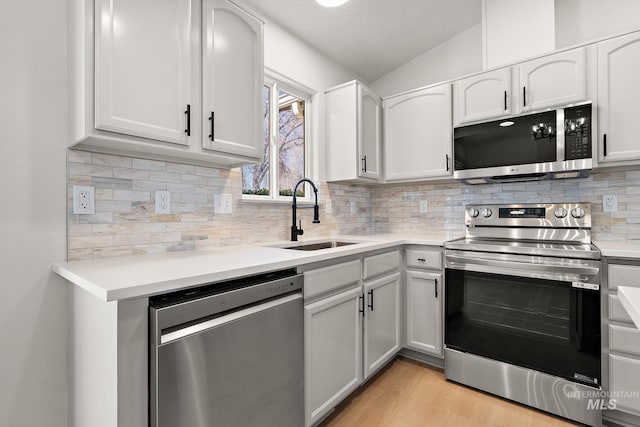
[610,295,634,323]
[304,260,361,300]
[609,354,640,414]
[363,251,400,280]
[609,324,640,356]
[405,248,442,270]
[609,264,640,290]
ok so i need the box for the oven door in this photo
[445,250,601,386]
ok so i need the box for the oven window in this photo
[445,269,600,386]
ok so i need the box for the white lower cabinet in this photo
[363,272,401,379]
[305,286,363,426]
[604,259,640,420]
[405,270,442,356]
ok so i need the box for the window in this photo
[242,76,310,201]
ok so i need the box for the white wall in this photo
[263,21,364,182]
[483,0,555,69]
[0,1,68,427]
[555,0,640,48]
[370,24,483,98]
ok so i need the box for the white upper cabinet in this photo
[518,47,588,112]
[94,0,192,145]
[597,32,640,165]
[70,0,263,168]
[454,68,512,125]
[202,0,263,159]
[383,83,452,182]
[325,81,381,182]
[454,47,589,126]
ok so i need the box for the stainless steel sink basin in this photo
[282,241,358,251]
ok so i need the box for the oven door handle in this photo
[445,253,599,280]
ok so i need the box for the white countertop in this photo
[53,233,457,302]
[594,240,640,259]
[618,287,640,329]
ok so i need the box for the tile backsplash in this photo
[67,150,372,260]
[68,149,640,260]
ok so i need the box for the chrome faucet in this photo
[291,178,320,241]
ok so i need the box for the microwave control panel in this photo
[564,104,592,160]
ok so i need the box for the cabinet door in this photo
[202,0,263,159]
[598,32,640,164]
[363,273,401,379]
[94,0,192,145]
[305,287,362,426]
[455,68,511,124]
[519,47,587,112]
[384,84,452,181]
[405,270,442,356]
[358,84,381,180]
[609,354,640,414]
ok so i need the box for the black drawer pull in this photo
[417,258,426,262]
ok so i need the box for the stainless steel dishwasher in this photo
[149,269,304,427]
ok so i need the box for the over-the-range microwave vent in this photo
[453,103,593,185]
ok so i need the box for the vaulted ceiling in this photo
[239,0,482,82]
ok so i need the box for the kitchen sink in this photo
[281,240,359,251]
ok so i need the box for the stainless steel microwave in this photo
[453,103,592,184]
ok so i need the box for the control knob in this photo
[571,207,586,218]
[480,208,493,218]
[554,208,568,218]
[468,208,479,218]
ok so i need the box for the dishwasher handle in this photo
[159,292,302,345]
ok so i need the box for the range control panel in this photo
[465,203,591,228]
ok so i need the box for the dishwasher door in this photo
[151,292,303,427]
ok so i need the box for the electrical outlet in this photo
[73,185,95,214]
[214,193,232,214]
[155,190,171,214]
[325,199,332,214]
[419,200,428,213]
[603,194,618,212]
[350,201,356,214]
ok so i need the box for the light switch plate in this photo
[419,200,428,213]
[214,193,232,214]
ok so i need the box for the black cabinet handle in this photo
[603,134,607,157]
[434,278,438,299]
[361,155,367,173]
[367,289,374,311]
[523,87,527,107]
[446,154,450,171]
[208,111,215,141]
[417,258,426,262]
[184,104,191,136]
[504,90,507,111]
[359,294,365,316]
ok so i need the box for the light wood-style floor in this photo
[320,357,577,427]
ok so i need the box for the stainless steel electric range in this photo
[444,203,602,426]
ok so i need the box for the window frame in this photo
[241,71,313,203]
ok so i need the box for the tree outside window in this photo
[242,78,309,200]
